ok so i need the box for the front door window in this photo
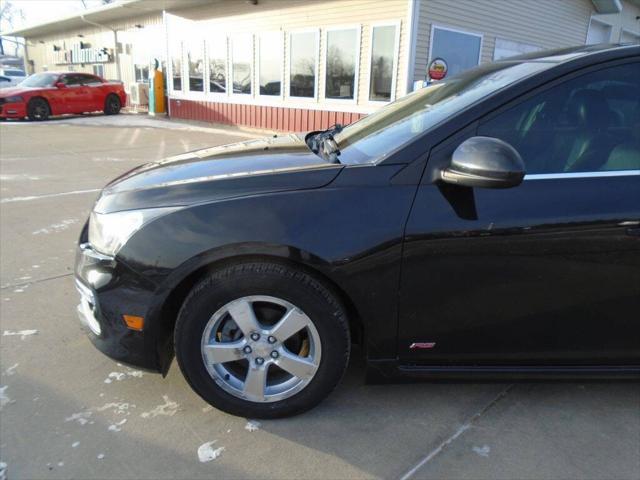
[477,62,640,174]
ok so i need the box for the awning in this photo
[1,0,212,38]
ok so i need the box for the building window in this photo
[368,24,398,102]
[493,38,542,60]
[586,18,612,44]
[429,26,482,78]
[187,39,204,92]
[258,32,283,96]
[134,64,149,83]
[289,30,318,98]
[171,41,182,91]
[231,34,252,95]
[325,28,359,100]
[208,36,227,94]
[92,64,104,78]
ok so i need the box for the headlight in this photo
[4,95,24,103]
[88,207,179,256]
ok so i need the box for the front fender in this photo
[118,166,416,369]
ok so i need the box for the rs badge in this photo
[409,342,436,350]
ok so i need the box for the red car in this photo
[0,71,127,121]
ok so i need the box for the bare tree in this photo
[0,0,26,55]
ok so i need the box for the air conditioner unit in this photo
[129,82,149,106]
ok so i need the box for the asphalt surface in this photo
[1,114,639,480]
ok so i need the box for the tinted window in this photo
[325,28,358,100]
[259,32,282,96]
[80,74,102,85]
[369,25,397,101]
[208,37,227,93]
[61,74,83,86]
[478,62,640,173]
[289,31,317,98]
[232,35,252,95]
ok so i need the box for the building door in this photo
[428,26,482,78]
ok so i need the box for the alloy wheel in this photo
[200,295,321,403]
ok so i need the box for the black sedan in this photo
[75,44,640,418]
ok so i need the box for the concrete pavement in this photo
[1,114,638,480]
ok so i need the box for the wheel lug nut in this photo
[255,357,264,365]
[270,351,279,359]
[243,346,252,354]
[250,333,260,341]
[267,336,277,344]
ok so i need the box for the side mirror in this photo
[440,136,525,189]
[55,82,66,89]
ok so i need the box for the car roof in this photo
[496,43,640,64]
[32,71,98,76]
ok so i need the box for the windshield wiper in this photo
[307,123,343,164]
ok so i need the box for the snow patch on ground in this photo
[97,402,134,416]
[245,420,261,432]
[32,219,78,235]
[65,410,92,426]
[197,441,225,463]
[472,445,491,457]
[108,419,127,432]
[103,368,144,384]
[140,395,179,418]
[3,364,18,376]
[71,441,80,448]
[0,386,12,410]
[3,329,38,340]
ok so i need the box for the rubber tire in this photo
[104,94,121,115]
[27,98,50,121]
[174,261,350,418]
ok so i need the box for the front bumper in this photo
[0,102,26,118]
[74,240,162,371]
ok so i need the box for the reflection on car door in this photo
[399,61,640,367]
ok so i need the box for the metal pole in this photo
[80,14,121,81]
[113,29,122,81]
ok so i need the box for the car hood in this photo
[94,133,342,214]
[0,86,54,97]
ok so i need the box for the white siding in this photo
[413,0,598,82]
[167,0,410,111]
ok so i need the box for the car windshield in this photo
[333,61,554,164]
[4,70,25,77]
[19,73,58,88]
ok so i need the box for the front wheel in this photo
[174,262,351,418]
[103,94,121,115]
[27,98,50,121]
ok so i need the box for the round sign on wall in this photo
[428,58,448,81]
